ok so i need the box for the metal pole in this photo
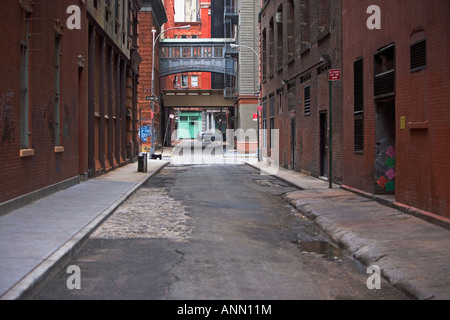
[257,114,260,160]
[139,108,142,153]
[151,28,156,155]
[150,25,190,156]
[329,80,333,189]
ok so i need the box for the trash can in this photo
[137,153,148,173]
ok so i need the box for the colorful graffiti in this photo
[377,146,396,192]
[139,125,152,142]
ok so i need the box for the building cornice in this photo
[141,0,168,28]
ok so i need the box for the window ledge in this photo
[408,121,428,130]
[54,146,65,153]
[20,149,35,157]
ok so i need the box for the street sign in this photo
[329,69,341,81]
[253,113,258,122]
[257,105,262,112]
[146,96,159,101]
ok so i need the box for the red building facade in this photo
[342,0,450,219]
[0,0,88,211]
[0,0,144,214]
[162,0,212,91]
[137,0,168,152]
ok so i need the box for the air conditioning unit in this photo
[276,12,282,23]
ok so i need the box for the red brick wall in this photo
[0,1,88,203]
[161,1,213,91]
[342,0,450,218]
[137,11,160,150]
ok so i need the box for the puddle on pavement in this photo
[294,241,345,260]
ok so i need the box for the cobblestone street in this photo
[33,164,407,300]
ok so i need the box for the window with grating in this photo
[410,39,426,72]
[354,58,364,153]
[304,86,311,116]
[374,44,395,98]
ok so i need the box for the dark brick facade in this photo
[260,0,343,184]
[0,0,147,211]
[342,0,450,219]
[0,0,88,205]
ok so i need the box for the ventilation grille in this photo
[410,40,426,72]
[304,86,311,116]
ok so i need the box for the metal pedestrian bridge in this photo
[159,38,237,77]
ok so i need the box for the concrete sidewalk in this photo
[247,161,450,300]
[0,158,169,300]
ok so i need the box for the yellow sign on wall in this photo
[400,116,406,130]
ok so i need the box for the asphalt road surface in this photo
[33,163,407,300]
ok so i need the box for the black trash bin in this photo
[137,153,148,173]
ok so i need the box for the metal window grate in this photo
[354,58,364,113]
[304,86,311,116]
[410,39,426,72]
[354,58,364,153]
[374,44,395,98]
[354,114,364,153]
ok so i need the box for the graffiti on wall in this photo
[63,100,76,139]
[139,125,152,143]
[377,146,396,192]
[0,91,15,147]
[44,98,55,142]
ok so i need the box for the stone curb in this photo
[1,162,169,300]
[283,195,432,300]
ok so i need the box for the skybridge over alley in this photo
[159,38,237,77]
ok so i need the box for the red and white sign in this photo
[253,113,258,121]
[257,105,263,112]
[329,69,341,81]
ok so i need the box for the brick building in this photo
[0,0,88,213]
[232,0,262,154]
[342,0,450,219]
[136,0,167,152]
[0,0,144,214]
[162,0,212,91]
[159,0,215,142]
[260,0,343,182]
[86,0,143,177]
